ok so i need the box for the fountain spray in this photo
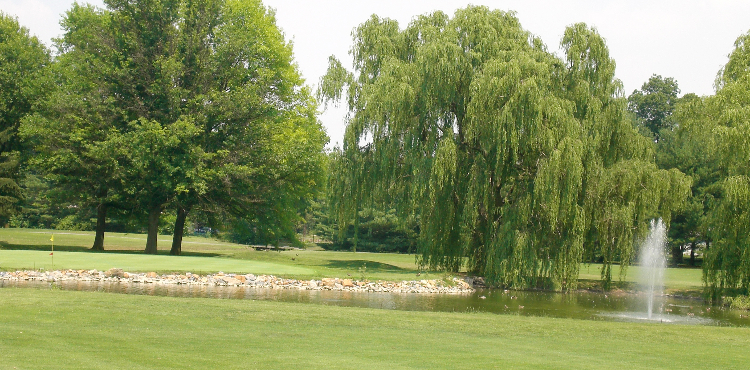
[640,219,667,319]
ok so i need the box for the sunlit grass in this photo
[0,228,246,255]
[0,288,747,370]
[0,228,706,291]
[578,263,704,293]
[0,228,447,281]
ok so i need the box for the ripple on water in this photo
[599,311,715,325]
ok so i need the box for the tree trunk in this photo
[671,245,683,267]
[145,207,161,254]
[170,207,187,256]
[91,202,107,251]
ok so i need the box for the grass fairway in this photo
[0,250,313,276]
[0,228,705,291]
[578,263,704,293]
[0,228,440,281]
[1,287,748,370]
[0,228,247,255]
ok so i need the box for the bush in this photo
[724,295,750,310]
[54,214,93,231]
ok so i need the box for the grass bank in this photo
[0,228,443,281]
[0,228,705,291]
[1,287,747,370]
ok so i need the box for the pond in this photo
[3,279,748,327]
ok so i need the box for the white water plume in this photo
[640,218,667,319]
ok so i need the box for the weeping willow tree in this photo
[320,6,689,290]
[700,30,750,299]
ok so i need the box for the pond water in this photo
[2,280,748,327]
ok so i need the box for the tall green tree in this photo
[700,30,750,298]
[656,93,723,266]
[320,7,689,290]
[21,3,122,250]
[0,13,49,221]
[627,74,680,141]
[22,0,327,254]
[628,74,714,266]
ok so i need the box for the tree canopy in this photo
[0,13,49,221]
[320,6,690,290]
[20,0,327,253]
[627,74,680,140]
[693,30,750,298]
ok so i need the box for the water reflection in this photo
[2,280,748,327]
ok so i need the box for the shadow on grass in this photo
[324,259,412,273]
[0,243,91,253]
[0,242,221,257]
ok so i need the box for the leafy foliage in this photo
[655,92,722,266]
[0,13,49,221]
[20,0,327,252]
[324,207,418,253]
[698,33,750,297]
[627,74,680,140]
[321,7,690,289]
[655,29,750,298]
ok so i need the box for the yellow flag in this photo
[50,234,54,242]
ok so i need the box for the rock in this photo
[105,268,124,278]
[4,268,475,294]
[223,277,241,285]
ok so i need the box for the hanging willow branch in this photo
[320,6,690,290]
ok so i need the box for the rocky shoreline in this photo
[0,269,475,294]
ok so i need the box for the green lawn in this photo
[0,250,313,276]
[578,263,704,293]
[0,228,246,255]
[0,228,705,291]
[0,287,747,370]
[0,228,444,281]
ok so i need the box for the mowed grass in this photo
[0,228,441,281]
[0,228,705,291]
[0,250,314,276]
[0,228,246,255]
[578,263,704,293]
[1,287,748,370]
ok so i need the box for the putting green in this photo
[0,250,313,275]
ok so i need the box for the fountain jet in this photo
[640,218,667,319]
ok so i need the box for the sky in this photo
[3,0,750,148]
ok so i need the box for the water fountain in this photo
[599,218,715,324]
[639,218,667,319]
